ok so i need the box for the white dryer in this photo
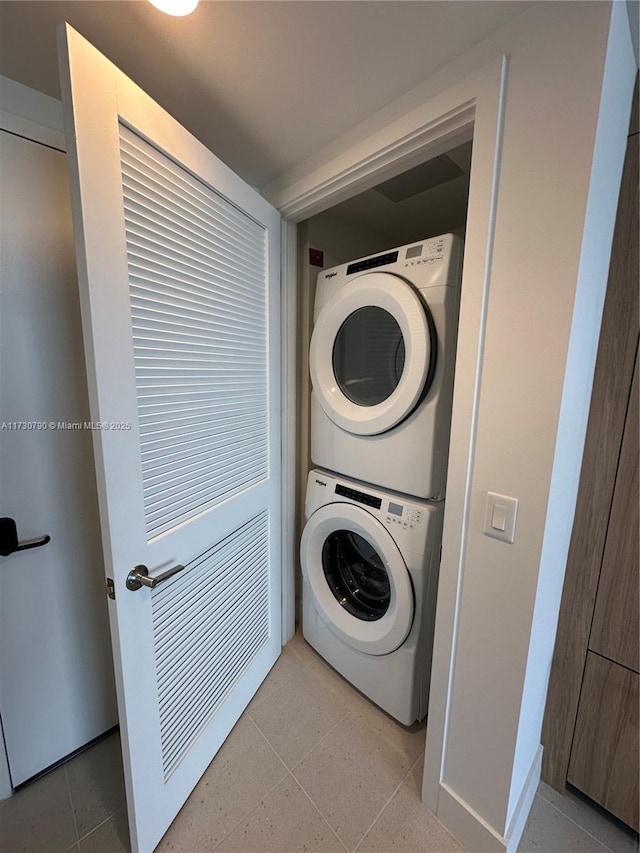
[301,470,444,725]
[310,234,462,500]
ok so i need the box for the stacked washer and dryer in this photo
[300,234,463,725]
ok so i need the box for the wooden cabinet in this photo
[589,359,639,674]
[568,653,639,830]
[567,354,639,830]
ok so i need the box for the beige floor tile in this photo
[216,774,346,853]
[245,642,304,713]
[7,634,637,853]
[287,632,368,711]
[518,795,611,853]
[79,808,130,853]
[291,630,428,750]
[358,759,463,852]
[157,715,288,851]
[537,782,638,853]
[352,696,426,768]
[0,765,77,853]
[293,711,414,850]
[65,733,126,837]
[248,672,352,768]
[286,628,315,663]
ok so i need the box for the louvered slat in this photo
[151,512,270,779]
[120,133,261,246]
[119,124,269,539]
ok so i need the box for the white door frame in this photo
[275,53,508,814]
[280,218,298,644]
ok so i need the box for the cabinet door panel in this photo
[568,652,639,831]
[590,350,639,672]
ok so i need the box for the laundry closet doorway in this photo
[269,57,509,826]
[295,136,473,595]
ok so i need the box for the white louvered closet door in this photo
[58,26,282,853]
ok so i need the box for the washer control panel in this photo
[306,470,438,551]
[386,501,424,531]
[334,483,381,509]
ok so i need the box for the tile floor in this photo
[1,631,637,853]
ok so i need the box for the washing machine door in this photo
[310,272,435,436]
[301,502,414,655]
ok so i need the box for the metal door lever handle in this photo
[126,563,185,591]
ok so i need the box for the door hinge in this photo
[106,577,116,600]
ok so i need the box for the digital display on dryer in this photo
[388,502,403,517]
[405,245,422,259]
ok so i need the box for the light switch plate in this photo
[483,492,518,543]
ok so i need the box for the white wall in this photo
[0,75,117,798]
[436,2,634,843]
[306,208,392,270]
[268,2,637,850]
[0,76,67,800]
[507,1,636,826]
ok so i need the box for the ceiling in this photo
[325,139,473,246]
[0,1,530,189]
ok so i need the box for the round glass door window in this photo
[332,307,405,406]
[322,530,391,621]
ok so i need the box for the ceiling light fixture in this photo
[148,0,199,16]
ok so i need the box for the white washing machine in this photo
[301,470,444,725]
[310,234,462,500]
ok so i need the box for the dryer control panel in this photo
[401,235,449,269]
[314,233,462,315]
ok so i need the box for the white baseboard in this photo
[435,745,542,852]
[438,784,508,852]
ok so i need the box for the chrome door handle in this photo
[126,563,184,591]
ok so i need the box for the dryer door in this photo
[310,272,435,435]
[301,502,414,655]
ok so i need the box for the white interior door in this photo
[0,128,117,788]
[57,25,282,853]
